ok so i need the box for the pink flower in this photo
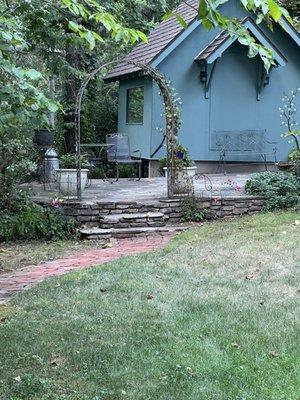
[50,198,63,209]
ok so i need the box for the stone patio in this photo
[31,174,252,203]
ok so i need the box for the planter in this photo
[56,169,89,196]
[34,129,55,148]
[163,167,197,195]
[163,166,197,178]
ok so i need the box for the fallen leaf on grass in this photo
[269,350,280,358]
[186,367,194,375]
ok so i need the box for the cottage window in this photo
[126,87,144,124]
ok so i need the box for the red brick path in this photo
[0,234,174,304]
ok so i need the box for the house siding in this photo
[118,76,152,158]
[118,0,300,163]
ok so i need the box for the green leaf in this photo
[198,0,209,19]
[162,11,174,21]
[25,69,42,80]
[85,31,95,49]
[202,18,214,30]
[137,31,148,43]
[240,0,249,8]
[68,20,80,33]
[248,43,259,58]
[92,32,105,43]
[175,14,188,29]
[47,102,59,113]
[268,0,282,21]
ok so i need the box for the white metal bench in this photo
[210,130,277,173]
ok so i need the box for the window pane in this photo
[126,87,144,124]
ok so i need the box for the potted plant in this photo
[34,129,55,148]
[56,154,90,196]
[163,145,197,178]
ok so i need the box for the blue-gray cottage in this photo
[105,0,300,175]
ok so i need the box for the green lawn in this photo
[0,212,299,400]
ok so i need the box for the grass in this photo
[0,211,299,400]
[0,239,106,274]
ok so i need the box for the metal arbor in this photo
[74,60,182,200]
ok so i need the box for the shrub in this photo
[181,196,205,222]
[59,153,90,169]
[0,192,77,242]
[245,172,300,211]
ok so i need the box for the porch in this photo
[32,174,251,203]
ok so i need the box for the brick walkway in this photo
[0,234,174,305]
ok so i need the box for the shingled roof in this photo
[195,30,229,62]
[104,0,198,81]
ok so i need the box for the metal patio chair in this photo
[106,134,142,181]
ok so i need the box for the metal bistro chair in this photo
[106,134,142,181]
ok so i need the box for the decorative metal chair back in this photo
[106,134,131,162]
[211,130,266,153]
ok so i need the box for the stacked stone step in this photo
[99,212,166,229]
[61,200,183,228]
[80,226,187,240]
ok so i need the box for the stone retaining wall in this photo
[38,196,266,228]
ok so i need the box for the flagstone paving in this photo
[0,233,174,305]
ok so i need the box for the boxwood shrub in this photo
[245,172,300,211]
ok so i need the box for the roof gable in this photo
[195,17,287,67]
